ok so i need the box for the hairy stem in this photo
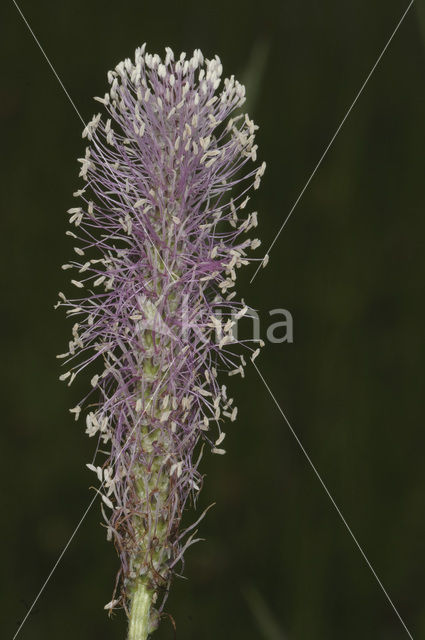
[128,581,152,640]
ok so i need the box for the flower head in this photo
[58,45,265,634]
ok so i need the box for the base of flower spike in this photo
[128,582,157,640]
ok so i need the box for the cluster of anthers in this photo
[57,44,266,637]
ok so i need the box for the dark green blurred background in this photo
[2,1,425,639]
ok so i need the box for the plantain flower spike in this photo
[58,44,266,639]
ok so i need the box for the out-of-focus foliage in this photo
[244,585,288,640]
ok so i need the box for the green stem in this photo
[128,582,152,640]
